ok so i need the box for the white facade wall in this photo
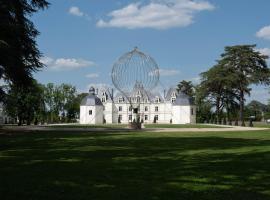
[80,93,196,125]
[80,105,103,124]
[99,102,196,124]
[172,105,196,124]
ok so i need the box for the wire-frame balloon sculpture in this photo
[111,47,160,128]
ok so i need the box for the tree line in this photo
[2,81,87,125]
[177,45,270,126]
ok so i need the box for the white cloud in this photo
[149,68,180,76]
[41,56,95,71]
[69,6,84,17]
[85,73,99,78]
[256,25,270,40]
[159,69,180,76]
[257,48,270,58]
[189,76,201,84]
[97,0,215,30]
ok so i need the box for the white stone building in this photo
[80,84,196,125]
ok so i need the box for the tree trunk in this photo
[18,117,22,126]
[216,97,220,124]
[239,89,245,126]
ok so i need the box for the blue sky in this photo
[32,0,270,103]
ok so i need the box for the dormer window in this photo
[101,97,106,103]
[172,92,176,97]
[118,97,124,103]
[171,98,176,103]
[155,97,160,103]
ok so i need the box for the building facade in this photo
[80,84,196,125]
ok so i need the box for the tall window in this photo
[89,110,92,115]
[145,106,148,111]
[129,106,132,112]
[191,108,194,115]
[129,115,132,121]
[145,115,148,121]
[155,106,159,112]
[155,115,159,121]
[119,106,122,111]
[118,115,122,123]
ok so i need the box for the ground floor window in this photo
[155,115,158,121]
[118,115,122,123]
[145,115,148,121]
[89,110,92,115]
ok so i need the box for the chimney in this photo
[111,88,114,100]
[164,89,166,99]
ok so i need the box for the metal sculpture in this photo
[112,47,159,106]
[111,47,160,128]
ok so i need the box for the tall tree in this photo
[220,45,270,126]
[200,64,239,123]
[177,80,194,97]
[0,0,49,100]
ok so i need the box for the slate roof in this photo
[173,92,194,106]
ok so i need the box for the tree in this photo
[177,80,194,97]
[246,100,268,121]
[200,64,239,124]
[195,85,213,123]
[220,45,270,126]
[5,79,45,125]
[0,0,49,100]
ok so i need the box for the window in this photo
[118,115,122,123]
[129,115,132,121]
[155,106,159,112]
[155,115,159,121]
[191,108,194,115]
[145,115,148,121]
[89,110,92,115]
[101,97,106,103]
[119,106,122,111]
[171,98,176,103]
[145,106,148,112]
[129,106,132,112]
[155,97,160,103]
[118,97,124,103]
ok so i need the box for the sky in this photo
[32,0,270,103]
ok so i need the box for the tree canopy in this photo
[0,0,49,100]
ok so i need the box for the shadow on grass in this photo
[1,131,270,200]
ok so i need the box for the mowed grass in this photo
[144,123,226,128]
[1,130,270,200]
[47,123,224,129]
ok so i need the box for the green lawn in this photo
[144,123,226,128]
[47,123,225,129]
[1,130,270,200]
